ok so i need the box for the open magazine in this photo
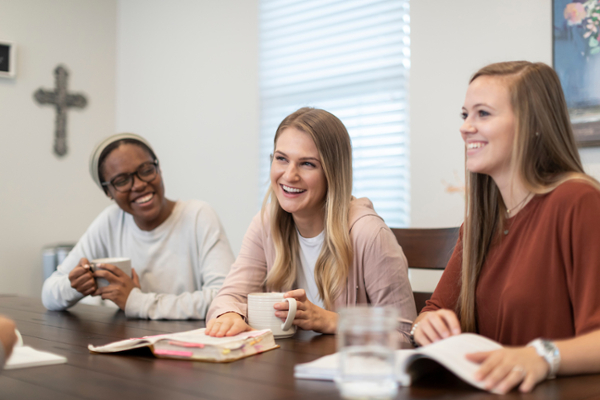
[295,333,503,391]
[89,328,279,363]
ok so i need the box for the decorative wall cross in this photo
[34,65,88,157]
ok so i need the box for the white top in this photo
[41,200,235,320]
[295,230,325,309]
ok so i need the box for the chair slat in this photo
[391,227,460,313]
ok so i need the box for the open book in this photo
[295,333,503,392]
[88,328,279,363]
[5,330,67,370]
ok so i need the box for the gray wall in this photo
[0,0,116,296]
[116,0,260,256]
[410,0,600,227]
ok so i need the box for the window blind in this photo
[259,0,410,227]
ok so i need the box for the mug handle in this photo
[281,298,297,331]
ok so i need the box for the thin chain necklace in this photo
[506,193,532,216]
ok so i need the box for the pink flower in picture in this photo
[564,2,587,25]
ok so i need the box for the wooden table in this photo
[1,296,599,400]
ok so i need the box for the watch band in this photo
[527,338,561,379]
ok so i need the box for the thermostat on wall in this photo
[0,41,16,78]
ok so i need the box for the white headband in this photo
[89,133,154,190]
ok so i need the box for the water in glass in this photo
[336,307,398,399]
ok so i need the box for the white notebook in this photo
[5,330,67,370]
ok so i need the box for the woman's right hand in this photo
[205,312,252,337]
[413,309,462,346]
[68,258,98,296]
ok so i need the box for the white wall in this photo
[0,0,116,296]
[410,0,600,227]
[410,0,554,227]
[116,0,260,255]
[4,0,600,297]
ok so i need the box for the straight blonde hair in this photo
[262,107,353,310]
[459,61,600,332]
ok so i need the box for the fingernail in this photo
[442,331,449,338]
[453,328,461,335]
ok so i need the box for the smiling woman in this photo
[41,133,235,320]
[99,143,173,231]
[460,76,516,182]
[205,108,416,340]
[412,61,600,394]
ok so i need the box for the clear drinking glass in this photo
[335,306,399,400]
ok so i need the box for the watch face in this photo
[541,340,558,356]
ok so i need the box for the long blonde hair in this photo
[459,61,600,332]
[262,107,353,310]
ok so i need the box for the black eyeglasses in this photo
[101,160,159,192]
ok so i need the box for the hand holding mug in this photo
[68,258,97,296]
[247,292,297,338]
[93,259,139,310]
[277,289,338,334]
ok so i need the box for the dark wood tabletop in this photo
[1,296,599,400]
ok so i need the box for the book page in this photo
[5,346,67,370]
[406,333,503,390]
[165,329,270,345]
[295,349,418,385]
[89,328,272,353]
[294,353,339,380]
[295,334,502,389]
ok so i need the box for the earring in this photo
[535,131,540,137]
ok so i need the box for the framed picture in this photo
[553,0,600,147]
[0,41,16,78]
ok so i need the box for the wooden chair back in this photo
[391,227,460,314]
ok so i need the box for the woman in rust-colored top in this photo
[411,61,600,394]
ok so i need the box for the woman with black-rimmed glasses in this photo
[42,133,234,319]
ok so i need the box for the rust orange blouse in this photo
[422,180,600,345]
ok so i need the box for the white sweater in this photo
[41,200,235,319]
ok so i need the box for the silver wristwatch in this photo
[527,339,561,379]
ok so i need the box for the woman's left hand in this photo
[273,289,338,334]
[93,265,141,310]
[467,346,550,394]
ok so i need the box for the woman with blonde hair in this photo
[206,107,415,337]
[411,61,600,393]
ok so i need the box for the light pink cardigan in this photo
[207,198,416,341]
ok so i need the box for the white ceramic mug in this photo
[91,257,132,288]
[247,292,297,338]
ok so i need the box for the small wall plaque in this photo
[0,41,16,78]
